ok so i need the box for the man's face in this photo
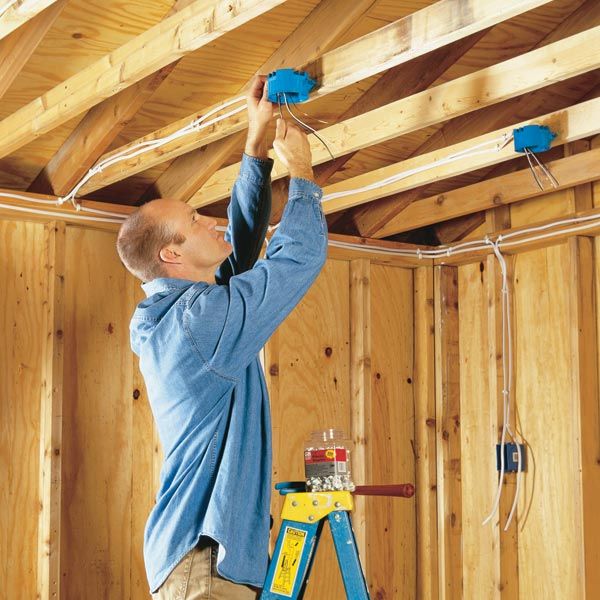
[149,198,232,275]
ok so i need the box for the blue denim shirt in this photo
[129,154,327,593]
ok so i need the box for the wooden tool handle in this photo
[353,484,415,498]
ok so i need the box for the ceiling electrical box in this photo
[513,124,556,153]
[267,68,316,104]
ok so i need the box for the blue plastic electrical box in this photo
[513,124,556,153]
[267,68,316,104]
[496,443,526,472]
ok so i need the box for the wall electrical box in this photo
[496,443,526,472]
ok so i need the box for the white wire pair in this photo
[321,134,511,204]
[0,191,126,222]
[481,238,522,531]
[59,95,247,207]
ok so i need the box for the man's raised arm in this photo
[216,76,275,284]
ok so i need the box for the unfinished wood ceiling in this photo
[0,0,598,244]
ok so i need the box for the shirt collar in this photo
[141,277,198,297]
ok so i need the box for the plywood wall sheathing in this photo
[0,219,47,598]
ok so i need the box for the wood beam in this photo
[0,0,285,159]
[569,236,600,598]
[434,212,487,245]
[28,0,192,196]
[268,31,487,223]
[349,259,371,564]
[318,97,600,216]
[430,140,592,245]
[376,148,600,238]
[356,0,600,237]
[326,233,433,268]
[190,27,600,209]
[37,220,65,600]
[0,0,67,100]
[78,0,552,196]
[312,32,488,183]
[434,265,462,599]
[141,0,377,203]
[487,251,519,600]
[0,0,60,41]
[414,266,439,599]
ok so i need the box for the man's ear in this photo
[159,246,182,264]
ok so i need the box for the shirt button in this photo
[313,193,320,199]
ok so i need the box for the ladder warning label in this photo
[270,526,306,596]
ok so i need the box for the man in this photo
[116,76,327,599]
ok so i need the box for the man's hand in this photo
[245,75,273,159]
[273,119,314,181]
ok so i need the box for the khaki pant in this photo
[152,541,260,600]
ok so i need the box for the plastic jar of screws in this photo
[304,429,355,492]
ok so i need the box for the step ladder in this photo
[260,482,414,599]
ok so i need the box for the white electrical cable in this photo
[1,191,128,218]
[0,202,124,223]
[59,95,247,206]
[481,239,509,526]
[502,245,522,532]
[282,93,335,160]
[481,239,522,529]
[321,135,511,204]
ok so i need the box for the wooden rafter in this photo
[0,0,61,41]
[139,0,377,203]
[0,0,285,159]
[316,97,600,215]
[353,0,600,238]
[189,27,600,209]
[374,148,600,238]
[28,0,192,197]
[0,0,67,100]
[267,31,488,223]
[74,0,553,197]
[428,87,598,244]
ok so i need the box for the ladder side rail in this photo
[328,511,371,600]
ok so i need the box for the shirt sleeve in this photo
[184,177,328,381]
[215,154,273,285]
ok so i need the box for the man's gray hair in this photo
[116,204,185,282]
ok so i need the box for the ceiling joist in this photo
[0,0,61,41]
[141,0,377,203]
[189,26,600,209]
[352,0,600,238]
[266,30,488,223]
[0,0,67,100]
[28,0,194,196]
[0,0,285,159]
[376,147,600,238]
[74,0,553,196]
[316,97,600,215]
